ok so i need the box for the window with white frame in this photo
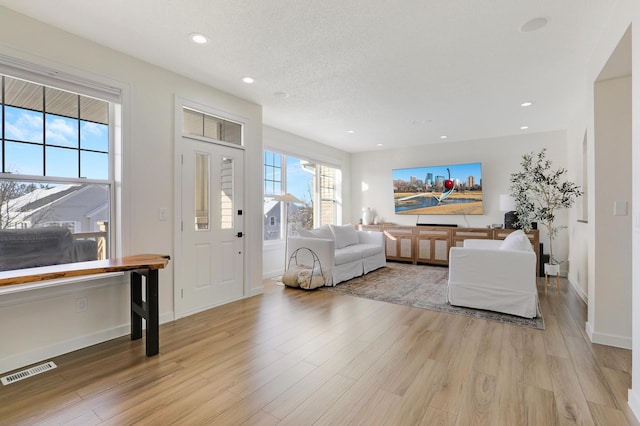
[0,68,118,270]
[263,150,340,241]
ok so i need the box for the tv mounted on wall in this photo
[392,162,483,215]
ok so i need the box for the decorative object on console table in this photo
[509,148,582,290]
[499,194,517,229]
[362,207,372,225]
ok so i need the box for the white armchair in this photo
[447,230,538,318]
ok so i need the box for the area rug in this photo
[319,262,544,330]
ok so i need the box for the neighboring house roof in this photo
[6,184,81,213]
[263,199,279,216]
[1,184,80,224]
[1,184,106,228]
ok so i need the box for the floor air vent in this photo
[1,361,57,385]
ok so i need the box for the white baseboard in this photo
[250,286,264,296]
[567,273,588,304]
[0,311,175,375]
[585,321,632,349]
[0,324,129,375]
[263,269,283,280]
[628,389,640,424]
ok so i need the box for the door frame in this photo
[173,96,248,319]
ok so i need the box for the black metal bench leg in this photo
[130,271,143,341]
[146,269,159,356]
[130,269,160,356]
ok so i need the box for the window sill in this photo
[0,271,124,296]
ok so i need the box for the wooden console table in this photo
[0,254,170,356]
[358,225,540,275]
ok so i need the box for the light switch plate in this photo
[613,201,628,216]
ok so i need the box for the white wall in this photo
[592,75,632,347]
[350,131,569,268]
[567,5,635,351]
[564,0,639,419]
[0,8,263,373]
[262,125,351,278]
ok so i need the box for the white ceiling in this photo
[0,0,619,152]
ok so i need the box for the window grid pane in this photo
[4,106,43,144]
[263,151,283,240]
[5,141,44,175]
[45,113,79,148]
[80,120,109,152]
[46,146,78,178]
[263,150,282,197]
[79,96,108,124]
[80,151,108,180]
[1,75,109,180]
[45,87,77,118]
[4,77,42,110]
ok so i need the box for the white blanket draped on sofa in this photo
[287,224,386,286]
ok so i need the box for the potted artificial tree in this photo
[509,148,582,277]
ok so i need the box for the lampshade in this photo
[272,193,305,204]
[499,194,515,212]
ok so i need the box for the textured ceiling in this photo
[0,0,619,152]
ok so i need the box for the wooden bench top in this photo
[0,254,170,287]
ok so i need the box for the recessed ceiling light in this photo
[440,135,447,139]
[347,130,356,134]
[520,126,529,130]
[242,77,255,84]
[274,91,289,98]
[521,101,533,107]
[190,33,209,44]
[377,143,383,147]
[520,17,549,33]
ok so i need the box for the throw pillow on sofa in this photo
[298,225,334,240]
[499,229,533,252]
[329,224,359,249]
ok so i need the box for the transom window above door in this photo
[182,107,242,145]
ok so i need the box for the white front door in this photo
[179,137,244,316]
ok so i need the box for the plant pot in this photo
[544,263,560,277]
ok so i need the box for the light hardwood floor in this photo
[0,269,635,425]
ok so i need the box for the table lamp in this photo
[499,194,517,229]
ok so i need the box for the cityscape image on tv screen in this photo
[392,162,483,215]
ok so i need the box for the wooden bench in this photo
[0,254,170,356]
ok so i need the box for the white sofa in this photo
[447,230,538,318]
[287,224,386,286]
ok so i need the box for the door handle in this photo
[237,232,243,238]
